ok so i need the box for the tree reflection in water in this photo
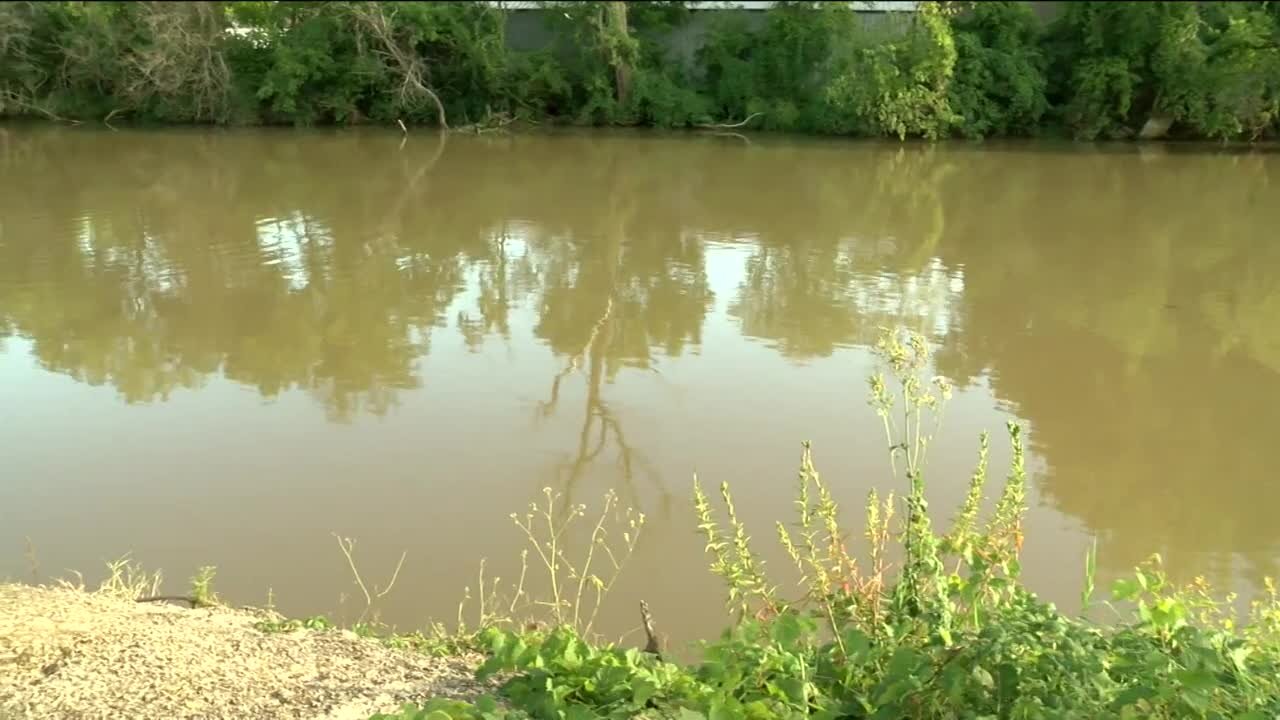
[3,128,1280,603]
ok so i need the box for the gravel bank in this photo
[0,584,489,720]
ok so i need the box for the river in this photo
[2,125,1278,644]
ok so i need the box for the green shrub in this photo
[698,2,859,132]
[948,1,1049,138]
[826,3,959,139]
[248,5,370,125]
[1047,1,1280,140]
[383,329,1280,719]
[3,2,1277,139]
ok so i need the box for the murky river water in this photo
[2,126,1278,644]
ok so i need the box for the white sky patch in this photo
[255,212,331,291]
[697,231,965,340]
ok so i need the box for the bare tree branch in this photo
[349,3,448,129]
[695,112,765,130]
[120,3,232,122]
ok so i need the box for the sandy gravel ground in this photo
[0,584,489,720]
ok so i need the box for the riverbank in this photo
[0,583,488,720]
[2,3,1277,142]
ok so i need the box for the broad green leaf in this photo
[565,705,600,720]
[1174,668,1219,693]
[770,613,803,648]
[1111,685,1156,708]
[633,677,657,707]
[708,703,736,720]
[972,665,995,689]
[1112,578,1142,602]
[776,676,808,704]
[842,628,873,663]
[1228,646,1252,671]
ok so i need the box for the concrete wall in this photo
[503,2,1064,69]
[504,7,916,66]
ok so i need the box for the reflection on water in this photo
[2,126,1279,640]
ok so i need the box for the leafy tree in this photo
[948,1,1049,138]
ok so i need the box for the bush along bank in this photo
[368,329,1280,720]
[1,2,1279,141]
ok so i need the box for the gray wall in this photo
[503,8,915,68]
[503,3,1064,71]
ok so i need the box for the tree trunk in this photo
[605,2,631,106]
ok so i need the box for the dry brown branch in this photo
[456,111,518,134]
[695,111,765,130]
[0,90,81,124]
[350,3,448,129]
[118,3,231,122]
[103,108,123,130]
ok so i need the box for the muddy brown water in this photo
[2,125,1278,646]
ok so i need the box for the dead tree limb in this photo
[120,2,232,123]
[350,3,448,129]
[695,112,765,130]
[1,90,81,125]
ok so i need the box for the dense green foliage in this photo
[948,2,1048,138]
[2,1,1278,139]
[366,330,1280,720]
[1045,2,1280,140]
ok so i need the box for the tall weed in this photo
[394,327,1280,720]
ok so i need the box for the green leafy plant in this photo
[385,327,1280,720]
[948,1,1049,138]
[1046,1,1280,140]
[190,565,219,607]
[827,3,961,139]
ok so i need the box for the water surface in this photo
[2,126,1278,642]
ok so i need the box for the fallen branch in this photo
[1,91,82,125]
[103,108,123,130]
[695,111,764,130]
[454,111,518,135]
[475,114,517,134]
[421,87,448,130]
